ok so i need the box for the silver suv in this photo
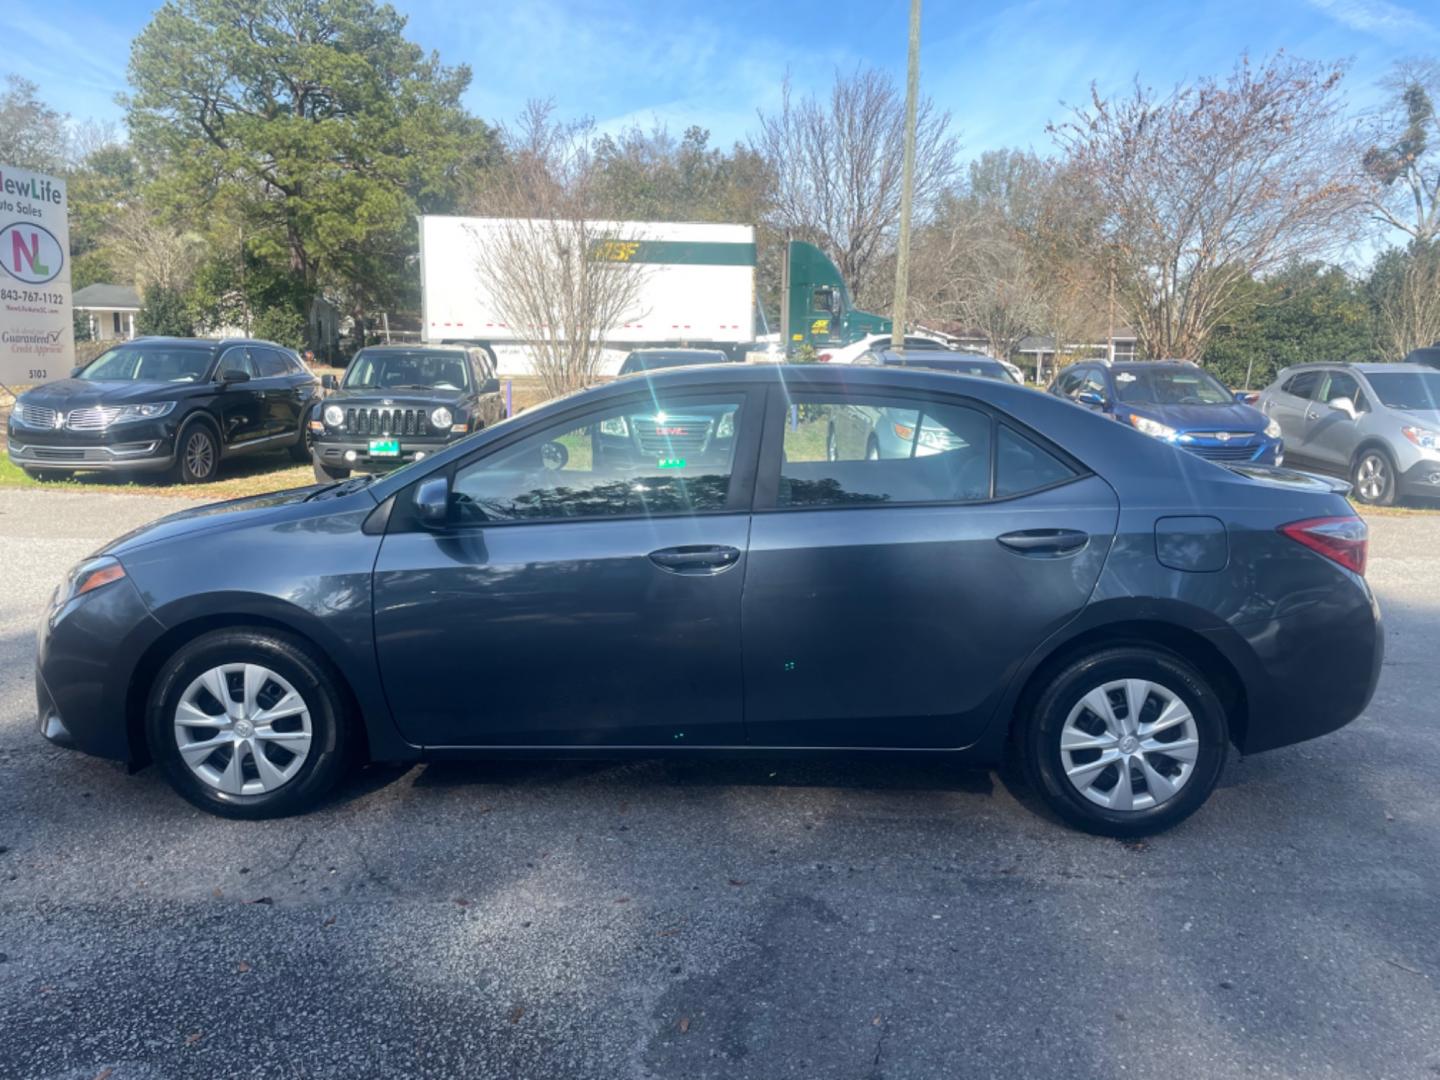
[1256,362,1440,505]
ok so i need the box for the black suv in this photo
[7,337,317,483]
[310,344,504,481]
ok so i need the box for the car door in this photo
[252,347,305,440]
[742,383,1119,749]
[371,385,763,747]
[1262,370,1322,459]
[1305,369,1368,468]
[212,346,268,449]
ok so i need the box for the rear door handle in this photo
[648,545,742,574]
[997,529,1089,557]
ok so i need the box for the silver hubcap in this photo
[186,431,215,478]
[173,664,313,795]
[1059,678,1200,812]
[1356,455,1388,501]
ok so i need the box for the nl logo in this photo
[0,222,64,285]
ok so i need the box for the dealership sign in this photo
[0,164,73,386]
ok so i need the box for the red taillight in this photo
[816,352,832,362]
[1279,516,1367,576]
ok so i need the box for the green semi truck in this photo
[779,240,892,354]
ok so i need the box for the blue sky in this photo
[3,0,1436,157]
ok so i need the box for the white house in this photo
[73,283,141,342]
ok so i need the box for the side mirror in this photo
[480,376,501,395]
[1330,396,1358,419]
[413,475,450,526]
[1076,389,1107,408]
[219,368,251,385]
[321,374,338,391]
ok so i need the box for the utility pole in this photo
[890,0,922,353]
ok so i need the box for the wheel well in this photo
[125,615,370,768]
[1351,440,1395,469]
[178,410,221,450]
[1010,620,1249,750]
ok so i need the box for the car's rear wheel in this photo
[1020,646,1228,836]
[314,460,350,483]
[146,628,351,818]
[1351,447,1397,506]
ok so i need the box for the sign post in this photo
[0,163,73,390]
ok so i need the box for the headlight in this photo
[323,404,345,427]
[108,401,176,425]
[1402,425,1440,450]
[430,406,453,430]
[1265,417,1282,439]
[55,556,125,607]
[599,416,629,436]
[1128,414,1178,440]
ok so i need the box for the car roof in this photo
[874,349,1004,365]
[356,343,470,352]
[629,348,728,356]
[1277,362,1433,376]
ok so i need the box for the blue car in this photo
[1050,360,1283,465]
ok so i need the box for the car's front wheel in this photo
[172,423,219,484]
[146,628,351,818]
[1020,646,1228,836]
[1351,447,1397,506]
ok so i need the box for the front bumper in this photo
[1399,457,1440,497]
[36,571,166,763]
[312,435,458,472]
[7,417,178,472]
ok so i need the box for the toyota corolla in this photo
[36,364,1381,835]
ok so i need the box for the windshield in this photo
[1365,371,1440,411]
[1113,366,1233,405]
[620,350,728,374]
[79,345,214,383]
[344,350,470,391]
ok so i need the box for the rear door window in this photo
[996,426,1078,496]
[777,394,994,506]
[254,349,291,378]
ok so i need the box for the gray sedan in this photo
[1256,362,1440,505]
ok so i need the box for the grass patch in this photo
[0,445,318,501]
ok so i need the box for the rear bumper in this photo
[1207,577,1383,755]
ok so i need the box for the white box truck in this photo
[419,216,759,375]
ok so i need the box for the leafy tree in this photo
[250,306,307,349]
[138,285,196,337]
[0,75,68,173]
[125,0,496,330]
[1203,262,1377,388]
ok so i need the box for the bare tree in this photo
[469,102,652,398]
[108,203,207,295]
[0,75,68,173]
[752,67,961,310]
[1053,53,1366,360]
[1374,241,1440,359]
[1362,60,1440,243]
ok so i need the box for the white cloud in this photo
[1304,0,1439,40]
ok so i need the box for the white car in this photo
[818,333,953,365]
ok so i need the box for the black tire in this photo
[314,460,350,483]
[24,468,73,482]
[146,628,352,818]
[1019,646,1229,837]
[171,421,220,484]
[1351,446,1398,507]
[288,423,313,462]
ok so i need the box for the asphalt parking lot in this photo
[0,489,1437,1080]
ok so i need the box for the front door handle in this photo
[648,545,742,574]
[997,529,1089,558]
